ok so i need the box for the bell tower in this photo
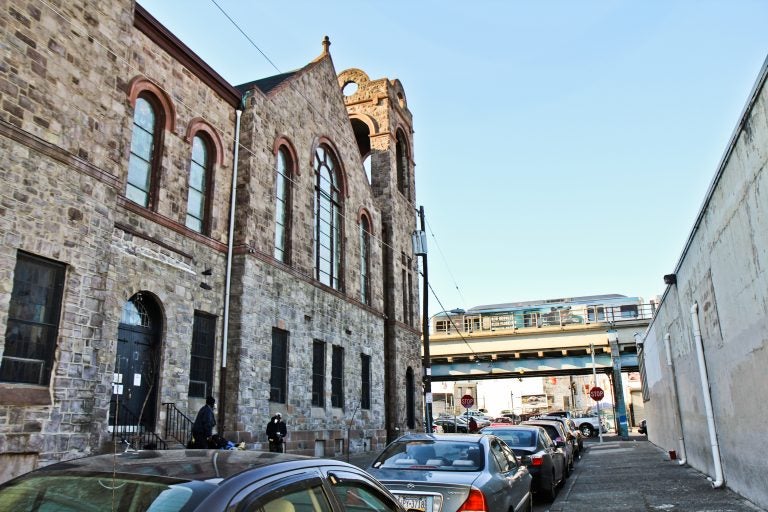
[339,68,422,441]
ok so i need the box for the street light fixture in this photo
[607,328,630,439]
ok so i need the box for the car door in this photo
[324,469,405,512]
[539,430,565,483]
[226,472,334,512]
[489,438,531,512]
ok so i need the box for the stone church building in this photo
[0,1,423,480]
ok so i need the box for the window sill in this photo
[0,384,51,405]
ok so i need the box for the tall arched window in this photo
[126,95,162,207]
[186,135,211,233]
[406,367,415,429]
[359,214,371,305]
[274,147,292,263]
[314,145,343,290]
[396,130,409,198]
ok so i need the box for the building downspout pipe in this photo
[663,333,686,465]
[218,108,242,430]
[690,303,724,488]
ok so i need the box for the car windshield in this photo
[372,440,484,471]
[0,473,213,512]
[481,429,536,449]
[533,425,561,440]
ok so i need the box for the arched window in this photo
[126,95,163,207]
[186,135,211,233]
[406,367,415,429]
[314,145,343,290]
[396,130,409,198]
[359,214,371,305]
[274,147,293,263]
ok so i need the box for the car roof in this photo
[21,450,353,482]
[539,415,570,424]
[396,433,484,443]
[524,419,565,431]
[480,425,542,432]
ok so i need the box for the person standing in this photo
[266,412,287,452]
[191,396,216,448]
[468,416,478,433]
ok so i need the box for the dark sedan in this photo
[0,449,413,512]
[480,425,566,502]
[522,419,574,476]
[368,433,532,512]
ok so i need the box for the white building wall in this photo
[643,57,768,509]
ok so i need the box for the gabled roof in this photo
[237,70,298,95]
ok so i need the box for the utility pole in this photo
[590,343,603,443]
[413,206,432,433]
[608,328,629,439]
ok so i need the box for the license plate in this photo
[397,494,429,511]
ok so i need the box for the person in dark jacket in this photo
[191,396,216,448]
[468,417,479,433]
[266,412,287,452]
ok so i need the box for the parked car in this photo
[434,416,469,433]
[638,419,647,435]
[544,410,606,437]
[523,419,574,475]
[460,411,492,428]
[0,449,414,512]
[368,433,533,512]
[538,415,583,458]
[480,424,566,502]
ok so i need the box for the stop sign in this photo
[589,386,605,401]
[460,394,475,408]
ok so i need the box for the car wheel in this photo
[543,472,558,502]
[580,424,594,437]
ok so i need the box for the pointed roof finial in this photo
[322,35,331,55]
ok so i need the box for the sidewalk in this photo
[549,436,763,511]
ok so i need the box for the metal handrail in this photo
[110,401,167,450]
[163,402,194,446]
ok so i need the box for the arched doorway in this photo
[109,293,162,434]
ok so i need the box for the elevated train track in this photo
[425,296,654,381]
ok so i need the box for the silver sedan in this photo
[367,433,533,512]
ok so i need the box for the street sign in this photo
[589,386,605,401]
[460,394,475,408]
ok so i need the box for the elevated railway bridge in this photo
[425,298,655,382]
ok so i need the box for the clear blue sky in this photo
[140,0,768,316]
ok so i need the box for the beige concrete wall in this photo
[643,58,768,509]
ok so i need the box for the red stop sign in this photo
[460,394,475,408]
[589,386,605,401]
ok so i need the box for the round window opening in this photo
[342,81,359,97]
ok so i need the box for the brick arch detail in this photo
[127,76,176,132]
[357,207,375,236]
[391,79,408,109]
[310,136,349,199]
[273,136,300,177]
[395,126,413,162]
[185,118,225,167]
